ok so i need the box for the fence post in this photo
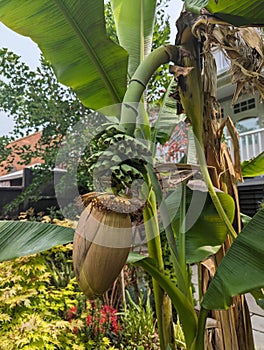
[22,168,34,211]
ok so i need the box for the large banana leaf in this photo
[127,252,198,349]
[165,187,235,263]
[201,208,264,310]
[0,0,128,110]
[111,0,156,78]
[241,151,264,177]
[0,221,74,261]
[184,0,264,26]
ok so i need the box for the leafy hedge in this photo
[0,241,160,349]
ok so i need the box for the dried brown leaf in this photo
[169,65,194,78]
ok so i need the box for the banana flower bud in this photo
[73,192,140,299]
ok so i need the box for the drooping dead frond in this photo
[193,17,264,104]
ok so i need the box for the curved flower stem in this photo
[120,45,178,135]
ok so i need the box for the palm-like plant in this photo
[0,1,264,349]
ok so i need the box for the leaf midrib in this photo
[55,0,123,104]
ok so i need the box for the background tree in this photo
[0,50,89,213]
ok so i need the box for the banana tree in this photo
[0,1,264,349]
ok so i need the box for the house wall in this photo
[216,58,264,215]
[220,92,264,127]
[0,168,62,217]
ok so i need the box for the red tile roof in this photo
[0,132,44,176]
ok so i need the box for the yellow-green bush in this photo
[0,244,117,350]
[0,212,160,349]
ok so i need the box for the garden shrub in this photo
[0,244,87,349]
[118,290,160,350]
[0,211,160,349]
[0,245,160,349]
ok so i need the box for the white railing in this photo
[227,128,264,162]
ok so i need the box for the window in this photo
[235,116,259,133]
[234,98,256,114]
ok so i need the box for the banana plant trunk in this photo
[174,11,255,350]
[201,95,255,350]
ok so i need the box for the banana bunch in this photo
[87,124,152,192]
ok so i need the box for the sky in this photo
[0,1,183,137]
[0,23,41,137]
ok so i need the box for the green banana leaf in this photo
[240,212,252,226]
[201,208,264,310]
[165,187,235,263]
[250,289,264,310]
[0,221,74,261]
[0,0,128,110]
[127,252,198,349]
[184,0,207,14]
[241,151,264,177]
[153,78,186,144]
[184,0,264,26]
[111,0,156,78]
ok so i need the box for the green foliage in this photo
[0,49,84,142]
[1,2,263,349]
[0,218,160,349]
[185,0,264,26]
[105,2,119,45]
[0,244,85,349]
[205,0,264,26]
[0,48,90,213]
[127,253,198,350]
[0,220,74,261]
[201,207,264,310]
[0,0,129,110]
[0,2,171,212]
[173,320,186,349]
[241,151,264,177]
[148,0,171,104]
[0,136,12,166]
[162,187,235,263]
[118,290,160,350]
[105,0,171,105]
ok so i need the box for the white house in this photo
[216,50,264,162]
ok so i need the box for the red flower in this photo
[84,302,121,335]
[67,306,78,320]
[86,315,93,325]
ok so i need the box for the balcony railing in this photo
[227,128,264,162]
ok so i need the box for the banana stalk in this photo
[172,12,237,240]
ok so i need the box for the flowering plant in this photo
[86,303,119,335]
[66,300,120,348]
